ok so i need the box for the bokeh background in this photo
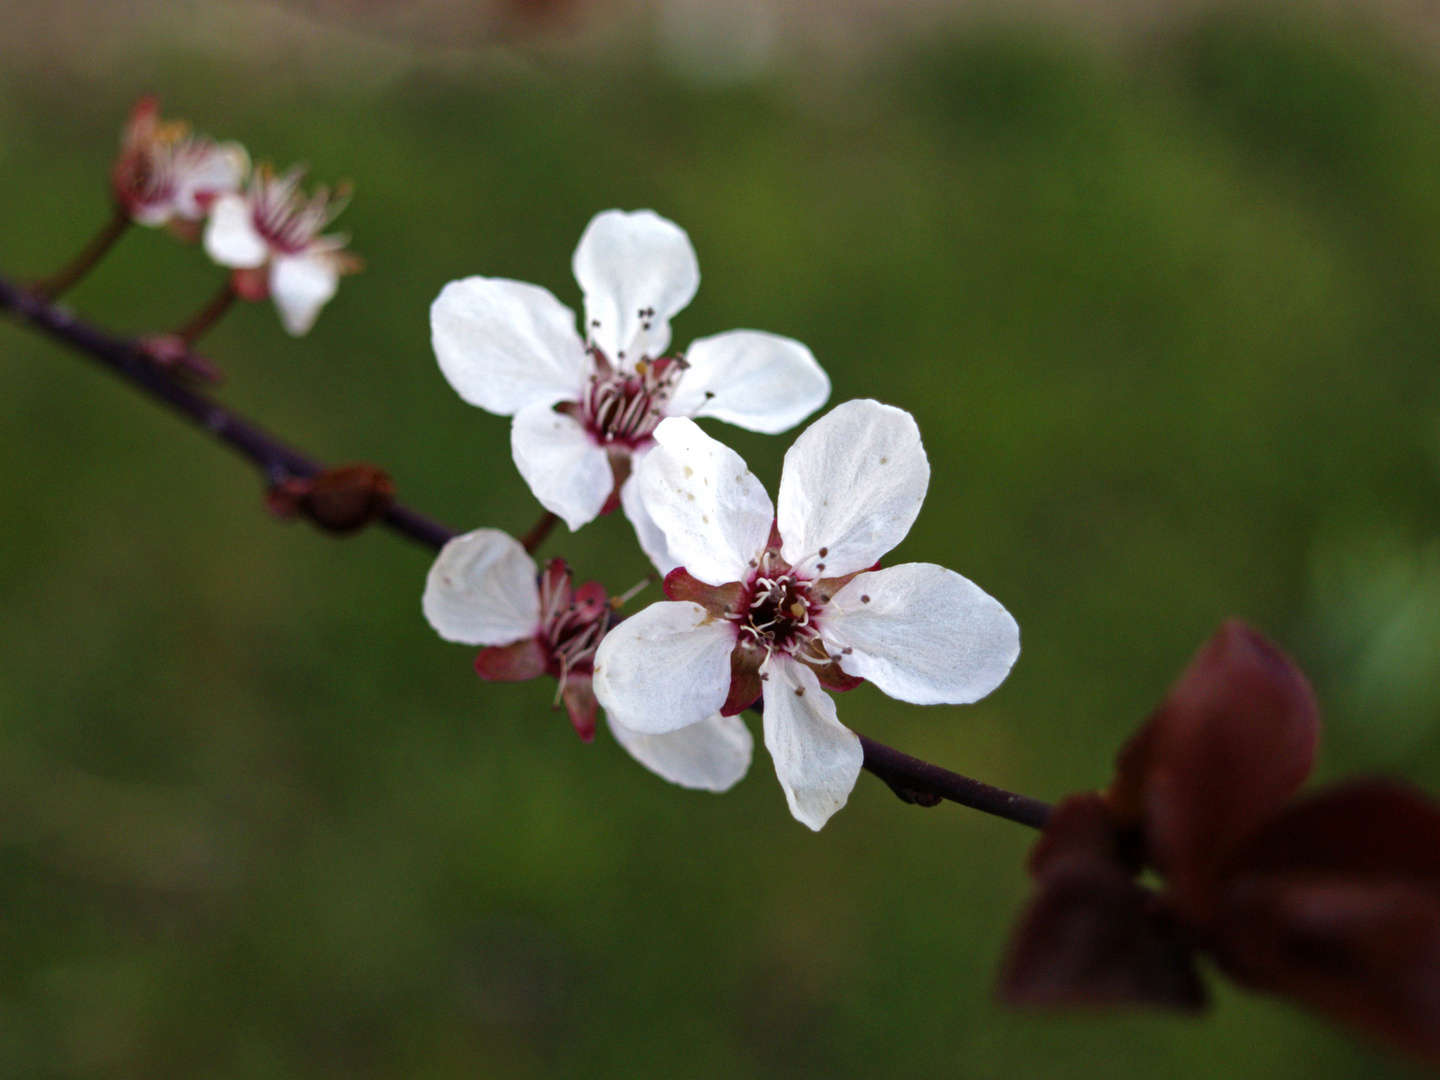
[5,0,1440,1075]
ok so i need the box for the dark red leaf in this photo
[1201,781,1440,1065]
[1110,622,1318,916]
[1227,779,1440,885]
[999,795,1206,1010]
[1027,793,1132,879]
[475,638,548,682]
[1216,876,1440,1065]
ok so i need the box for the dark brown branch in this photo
[0,269,1052,829]
[858,734,1052,828]
[0,272,456,551]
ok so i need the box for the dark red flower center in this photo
[537,561,608,680]
[733,549,823,659]
[575,353,686,448]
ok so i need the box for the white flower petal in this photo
[572,209,699,366]
[668,330,830,434]
[510,401,613,532]
[620,445,681,576]
[640,417,774,587]
[776,399,930,577]
[270,251,340,336]
[131,203,174,228]
[592,601,735,735]
[431,277,589,416]
[422,528,540,646]
[821,563,1020,705]
[762,657,863,831]
[607,712,753,792]
[173,142,249,221]
[203,193,268,268]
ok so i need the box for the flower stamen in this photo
[576,353,688,448]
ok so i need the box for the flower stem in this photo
[0,268,1054,831]
[31,204,131,301]
[520,510,560,553]
[175,279,238,345]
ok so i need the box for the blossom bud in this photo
[268,464,395,533]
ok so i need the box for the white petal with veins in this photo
[620,444,681,577]
[640,417,774,587]
[777,399,929,577]
[762,657,863,831]
[822,563,1020,705]
[422,528,540,646]
[174,142,250,221]
[592,601,735,735]
[270,250,341,336]
[432,277,589,416]
[510,401,614,532]
[668,330,830,434]
[203,193,268,268]
[607,712,753,792]
[572,209,699,366]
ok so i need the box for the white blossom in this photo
[592,400,1020,830]
[422,527,752,791]
[111,97,248,228]
[204,164,360,336]
[430,209,831,572]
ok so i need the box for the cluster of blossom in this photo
[423,208,1021,829]
[14,98,1440,1068]
[109,97,358,336]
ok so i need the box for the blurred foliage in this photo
[4,7,1440,1077]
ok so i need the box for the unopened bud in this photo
[268,464,396,534]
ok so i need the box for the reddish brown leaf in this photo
[1212,782,1440,1064]
[1027,794,1132,879]
[475,638,548,682]
[1000,794,1205,1010]
[1112,622,1318,916]
[1226,779,1440,885]
[1216,874,1440,1066]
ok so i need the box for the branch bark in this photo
[0,271,1052,829]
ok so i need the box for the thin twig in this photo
[857,734,1051,828]
[0,269,1052,830]
[520,510,560,554]
[0,272,456,551]
[175,278,237,344]
[31,204,131,301]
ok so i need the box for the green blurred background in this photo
[5,2,1440,1075]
